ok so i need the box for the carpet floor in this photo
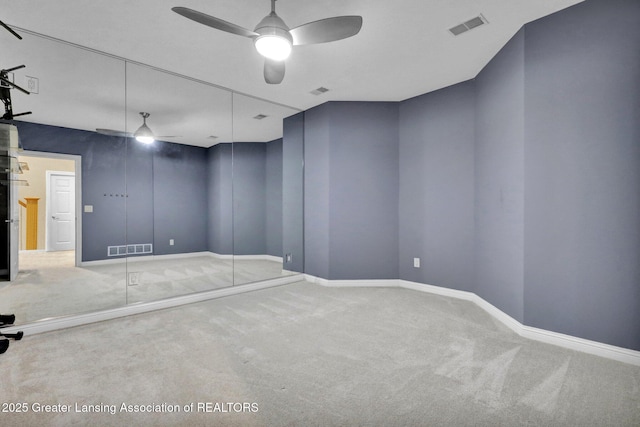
[0,251,293,324]
[1,281,638,426]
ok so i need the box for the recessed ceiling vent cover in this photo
[449,15,488,36]
[310,87,329,96]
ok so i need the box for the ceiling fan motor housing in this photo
[254,13,293,55]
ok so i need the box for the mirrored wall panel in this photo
[0,27,305,327]
[232,93,302,286]
[0,30,128,323]
[123,62,234,304]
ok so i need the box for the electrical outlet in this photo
[169,239,174,246]
[128,272,140,286]
[285,253,292,263]
[413,258,421,268]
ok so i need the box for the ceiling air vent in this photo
[449,15,488,36]
[310,87,329,96]
[253,114,268,120]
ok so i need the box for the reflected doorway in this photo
[17,152,81,273]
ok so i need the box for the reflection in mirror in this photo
[123,62,234,304]
[231,93,302,286]
[0,31,128,323]
[0,27,305,328]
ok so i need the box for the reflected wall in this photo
[0,30,128,321]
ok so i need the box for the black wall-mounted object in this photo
[0,65,31,121]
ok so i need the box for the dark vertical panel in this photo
[523,0,640,349]
[475,29,526,322]
[399,82,475,291]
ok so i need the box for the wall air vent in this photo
[449,15,488,36]
[108,243,153,257]
[253,114,268,120]
[310,87,329,96]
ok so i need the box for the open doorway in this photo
[17,151,81,274]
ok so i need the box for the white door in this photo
[47,172,75,251]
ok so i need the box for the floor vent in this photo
[108,243,153,257]
[449,15,488,36]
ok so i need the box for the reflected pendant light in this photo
[134,112,155,144]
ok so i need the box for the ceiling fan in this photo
[96,112,179,144]
[172,0,363,84]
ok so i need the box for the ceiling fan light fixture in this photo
[134,112,155,144]
[255,34,292,61]
[253,9,292,61]
[172,0,363,83]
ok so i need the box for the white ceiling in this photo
[2,0,583,146]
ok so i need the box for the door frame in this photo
[20,151,82,267]
[46,170,76,253]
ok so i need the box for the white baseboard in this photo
[81,252,284,266]
[233,254,283,263]
[207,252,234,260]
[81,251,213,267]
[1,274,304,336]
[305,275,640,366]
[304,274,398,288]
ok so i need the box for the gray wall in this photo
[294,0,639,350]
[17,121,209,261]
[522,0,640,349]
[206,140,285,258]
[304,102,399,280]
[207,143,233,255]
[153,141,209,255]
[474,28,525,322]
[16,122,127,262]
[265,139,283,258]
[282,113,305,272]
[17,123,285,261]
[399,82,475,292]
[232,142,267,255]
[124,140,154,250]
[303,105,332,279]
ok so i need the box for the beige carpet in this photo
[1,281,638,426]
[0,251,293,324]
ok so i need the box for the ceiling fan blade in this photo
[172,7,258,38]
[264,59,285,84]
[289,16,362,46]
[96,128,132,138]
